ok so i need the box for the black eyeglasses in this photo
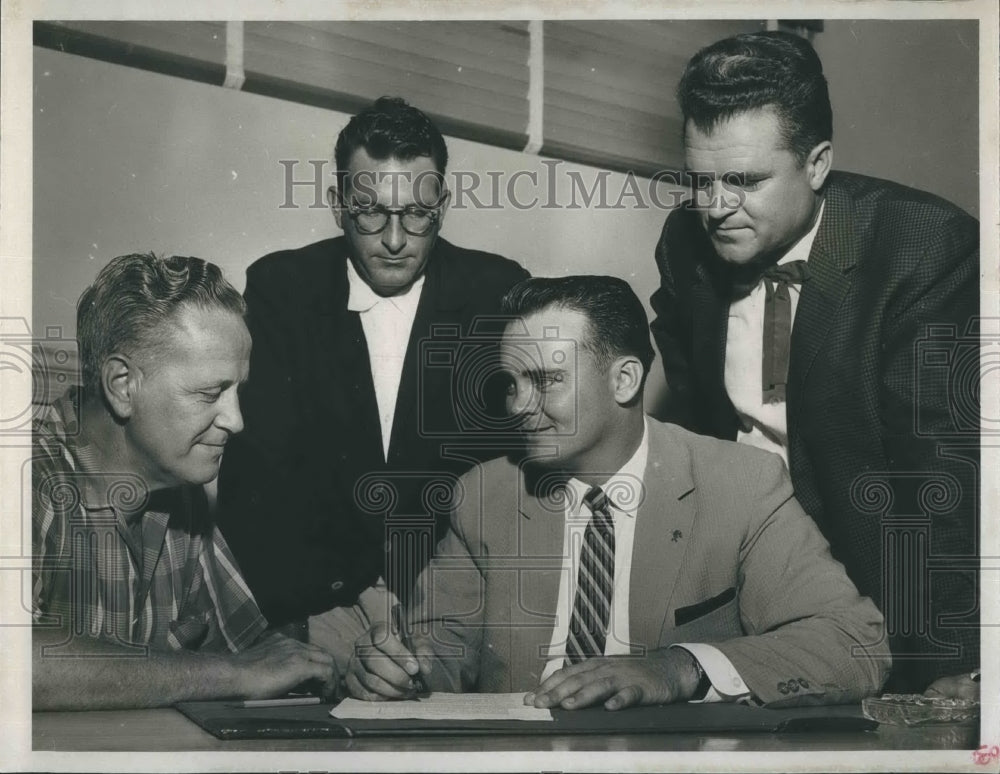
[344,196,447,236]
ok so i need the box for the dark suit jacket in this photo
[410,420,890,705]
[217,236,528,625]
[650,171,980,691]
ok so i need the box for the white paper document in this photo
[329,692,553,722]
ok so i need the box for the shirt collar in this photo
[346,258,426,313]
[779,199,826,267]
[567,417,650,519]
[43,388,151,520]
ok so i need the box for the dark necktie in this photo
[761,261,809,403]
[566,486,615,664]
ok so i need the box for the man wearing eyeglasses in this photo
[217,97,528,677]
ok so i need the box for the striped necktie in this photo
[566,486,615,664]
[761,260,809,402]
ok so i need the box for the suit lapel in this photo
[688,256,737,439]
[316,254,384,466]
[788,178,858,429]
[691,260,729,393]
[514,473,567,671]
[628,423,697,654]
[388,240,464,460]
[676,206,729,392]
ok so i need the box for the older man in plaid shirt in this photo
[32,253,337,710]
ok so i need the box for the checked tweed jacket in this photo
[650,171,980,692]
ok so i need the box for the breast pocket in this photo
[671,586,741,641]
[167,612,211,651]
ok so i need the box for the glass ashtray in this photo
[862,694,980,726]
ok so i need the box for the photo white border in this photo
[2,1,997,771]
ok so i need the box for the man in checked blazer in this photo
[649,32,980,696]
[346,276,890,709]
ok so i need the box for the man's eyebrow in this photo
[193,378,237,391]
[514,366,565,379]
[723,170,768,180]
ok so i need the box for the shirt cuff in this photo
[671,643,751,703]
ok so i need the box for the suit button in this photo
[330,581,344,591]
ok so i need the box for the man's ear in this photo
[610,355,644,405]
[435,186,451,231]
[102,355,136,420]
[806,140,833,192]
[327,185,343,229]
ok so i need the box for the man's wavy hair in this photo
[677,31,832,164]
[77,253,245,393]
[334,96,448,189]
[501,276,656,381]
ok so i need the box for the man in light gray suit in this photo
[346,276,890,710]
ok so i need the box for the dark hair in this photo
[334,97,449,186]
[501,276,655,378]
[77,253,245,392]
[677,31,832,163]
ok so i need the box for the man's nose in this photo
[381,214,407,254]
[216,390,244,435]
[703,180,739,222]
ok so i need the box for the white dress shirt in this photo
[346,261,425,460]
[540,419,749,702]
[724,202,825,466]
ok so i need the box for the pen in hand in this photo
[390,602,429,697]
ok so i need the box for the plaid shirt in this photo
[32,390,268,652]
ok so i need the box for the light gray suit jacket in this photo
[409,419,891,706]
